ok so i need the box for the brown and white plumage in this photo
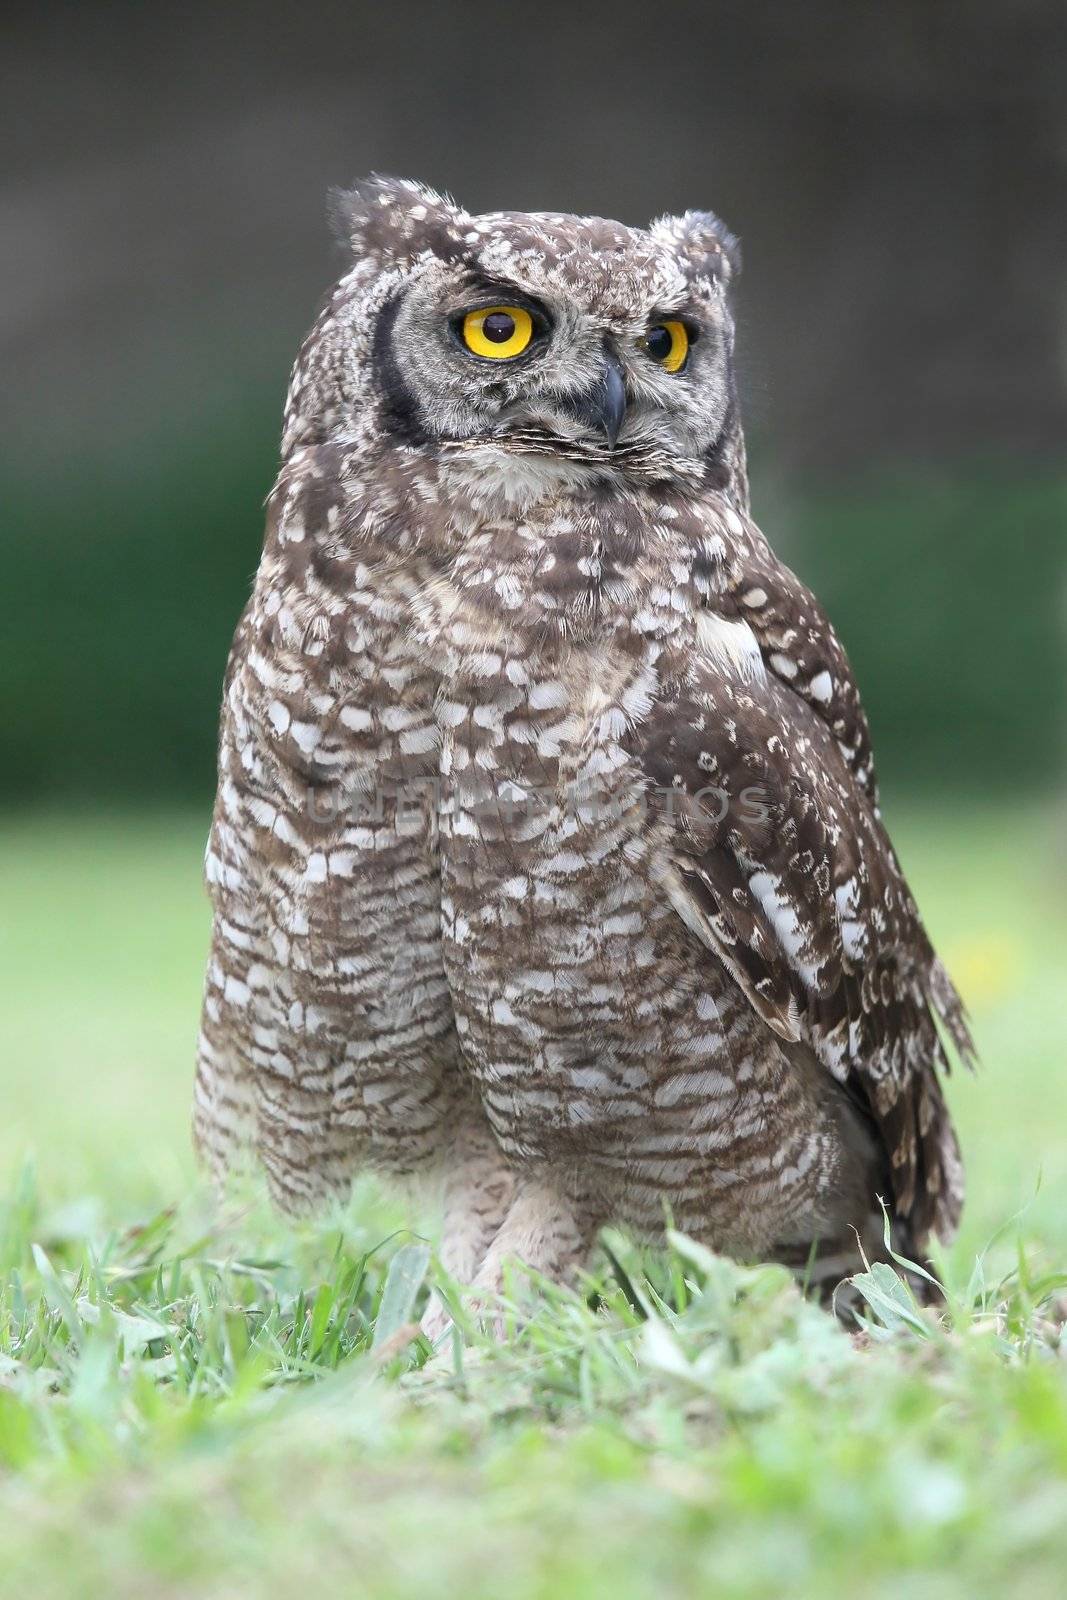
[194,178,970,1311]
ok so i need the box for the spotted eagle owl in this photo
[195,177,971,1314]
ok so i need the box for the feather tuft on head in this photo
[328,174,470,265]
[649,208,741,285]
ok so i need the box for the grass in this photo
[2,799,1066,1598]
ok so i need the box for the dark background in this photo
[3,0,1065,803]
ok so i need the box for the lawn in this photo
[1,800,1066,1599]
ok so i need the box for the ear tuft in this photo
[649,208,741,286]
[327,175,470,265]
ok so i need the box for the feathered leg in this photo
[465,1178,598,1337]
[420,1112,517,1343]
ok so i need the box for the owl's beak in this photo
[565,351,628,448]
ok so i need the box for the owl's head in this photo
[286,177,743,503]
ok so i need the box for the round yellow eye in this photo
[642,320,690,373]
[461,305,534,360]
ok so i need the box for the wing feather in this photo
[639,530,972,1243]
[724,527,881,803]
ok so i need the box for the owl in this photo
[195,177,971,1323]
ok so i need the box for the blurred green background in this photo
[2,2,1065,1235]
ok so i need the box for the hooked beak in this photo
[564,349,628,447]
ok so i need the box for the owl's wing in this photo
[640,572,972,1243]
[723,527,881,802]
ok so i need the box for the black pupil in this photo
[482,312,516,343]
[646,325,673,361]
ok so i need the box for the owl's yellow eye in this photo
[641,319,690,373]
[461,305,535,360]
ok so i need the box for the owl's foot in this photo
[465,1179,592,1337]
[419,1115,517,1345]
[422,1180,589,1345]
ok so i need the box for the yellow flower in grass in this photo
[945,934,1023,1008]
